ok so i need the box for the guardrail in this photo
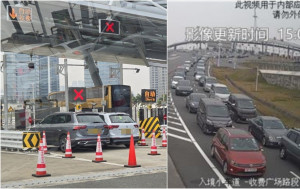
[1,130,40,151]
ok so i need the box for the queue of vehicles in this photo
[29,112,139,152]
[171,55,299,176]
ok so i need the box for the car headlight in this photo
[230,160,238,166]
[268,136,275,141]
[206,119,213,125]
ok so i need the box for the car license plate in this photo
[87,128,102,134]
[245,168,257,172]
[121,129,132,135]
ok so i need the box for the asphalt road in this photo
[168,50,300,188]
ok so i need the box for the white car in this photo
[98,112,139,147]
[209,83,230,102]
[203,77,218,92]
[171,76,184,89]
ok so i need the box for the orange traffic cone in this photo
[124,134,141,168]
[92,133,107,163]
[32,138,51,177]
[62,132,75,158]
[43,131,50,154]
[148,130,161,155]
[161,128,167,147]
[138,129,148,146]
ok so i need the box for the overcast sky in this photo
[168,0,300,45]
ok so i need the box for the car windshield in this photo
[230,137,260,151]
[263,119,285,129]
[214,87,230,94]
[206,78,217,84]
[76,115,104,123]
[207,105,229,117]
[237,100,254,109]
[191,94,205,101]
[109,115,135,123]
[173,77,183,82]
[174,72,184,77]
[178,80,190,86]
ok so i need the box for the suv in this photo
[280,129,300,163]
[196,98,232,134]
[211,128,266,176]
[29,112,110,152]
[227,94,257,123]
[98,112,139,148]
[209,83,230,102]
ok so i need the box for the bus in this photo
[48,85,132,115]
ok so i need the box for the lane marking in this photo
[168,121,182,126]
[168,116,180,120]
[168,112,177,116]
[290,171,300,179]
[170,95,232,189]
[168,126,187,133]
[168,133,192,143]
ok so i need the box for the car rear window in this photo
[109,115,135,123]
[76,114,104,123]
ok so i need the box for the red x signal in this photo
[105,22,114,32]
[74,89,84,100]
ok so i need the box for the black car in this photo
[280,128,300,163]
[227,94,257,123]
[186,93,207,113]
[248,116,288,147]
[175,80,193,96]
[29,112,110,152]
[196,98,232,134]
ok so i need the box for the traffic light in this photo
[99,19,120,35]
[69,87,86,103]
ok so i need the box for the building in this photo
[4,53,59,103]
[149,63,167,100]
[84,62,121,87]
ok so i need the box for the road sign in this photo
[75,104,82,112]
[7,5,32,22]
[99,19,120,35]
[141,89,156,103]
[69,87,86,103]
[163,114,167,120]
[8,106,14,112]
[22,132,40,149]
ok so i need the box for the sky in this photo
[168,0,300,45]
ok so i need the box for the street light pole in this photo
[3,54,8,130]
[217,42,221,67]
[255,66,259,92]
[64,59,69,112]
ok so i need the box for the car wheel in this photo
[210,146,215,158]
[204,124,210,135]
[223,162,228,174]
[124,144,130,148]
[189,106,192,113]
[175,91,178,96]
[262,137,267,146]
[280,147,287,160]
[59,134,67,153]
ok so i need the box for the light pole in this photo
[217,42,222,67]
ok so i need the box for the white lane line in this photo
[290,171,300,179]
[168,112,177,116]
[170,95,232,189]
[168,133,191,143]
[168,121,182,126]
[168,116,180,120]
[169,126,186,133]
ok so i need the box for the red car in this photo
[211,128,266,176]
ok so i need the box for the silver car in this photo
[29,112,110,152]
[98,112,139,148]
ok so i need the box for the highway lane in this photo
[168,50,300,188]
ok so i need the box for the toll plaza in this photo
[1,1,167,188]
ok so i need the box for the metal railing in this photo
[1,130,24,150]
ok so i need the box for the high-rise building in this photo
[149,63,167,100]
[4,53,59,103]
[84,62,121,87]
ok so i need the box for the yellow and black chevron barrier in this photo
[139,117,161,138]
[22,132,41,149]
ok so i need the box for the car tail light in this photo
[104,125,119,130]
[73,125,87,130]
[134,124,139,128]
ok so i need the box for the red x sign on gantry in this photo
[74,89,84,100]
[106,22,114,32]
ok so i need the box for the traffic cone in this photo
[161,127,167,147]
[92,133,107,163]
[32,138,51,177]
[138,129,148,146]
[124,134,141,168]
[62,132,75,158]
[43,131,50,154]
[148,130,161,155]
